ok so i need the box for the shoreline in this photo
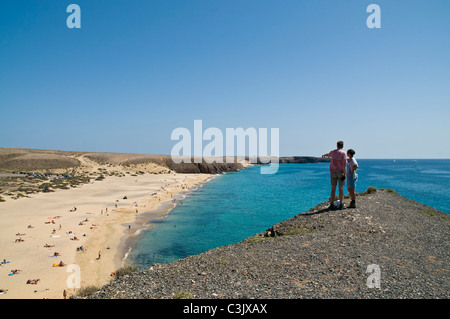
[0,172,213,299]
[117,174,218,270]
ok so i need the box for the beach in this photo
[0,171,212,299]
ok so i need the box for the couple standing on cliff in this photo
[322,141,358,209]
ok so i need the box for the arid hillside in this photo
[0,148,244,201]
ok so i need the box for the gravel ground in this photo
[85,189,449,299]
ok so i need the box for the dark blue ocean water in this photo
[129,159,450,268]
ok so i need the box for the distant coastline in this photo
[0,147,329,201]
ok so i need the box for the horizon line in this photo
[1,147,449,160]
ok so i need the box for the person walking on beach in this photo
[346,149,358,208]
[322,141,347,209]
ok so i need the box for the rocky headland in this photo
[85,188,449,299]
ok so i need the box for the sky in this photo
[1,0,449,158]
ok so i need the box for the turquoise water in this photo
[129,159,450,268]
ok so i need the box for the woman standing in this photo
[346,149,358,208]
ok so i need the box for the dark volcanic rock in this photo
[162,157,245,174]
[278,156,330,164]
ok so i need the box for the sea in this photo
[128,159,450,268]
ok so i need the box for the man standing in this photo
[322,141,347,209]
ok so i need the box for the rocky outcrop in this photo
[162,156,330,173]
[243,156,330,164]
[278,156,330,164]
[162,157,245,174]
[85,189,449,299]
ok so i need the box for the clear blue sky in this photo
[1,0,449,158]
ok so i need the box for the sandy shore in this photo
[0,172,212,299]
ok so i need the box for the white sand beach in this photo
[0,172,212,299]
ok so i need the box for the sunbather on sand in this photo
[26,279,40,285]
